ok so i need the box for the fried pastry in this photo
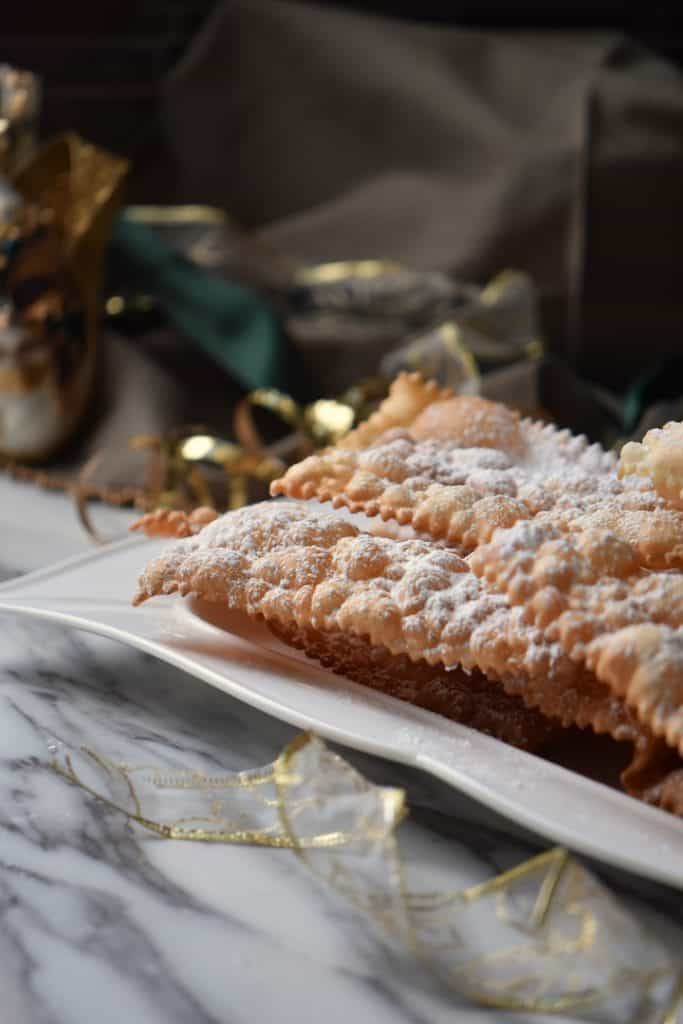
[267,621,557,751]
[271,620,683,812]
[619,420,683,510]
[338,371,452,450]
[271,430,625,542]
[338,371,527,452]
[132,500,683,814]
[271,438,681,567]
[619,737,683,816]
[133,501,589,687]
[587,626,683,757]
[471,521,683,753]
[271,375,683,570]
[130,378,683,817]
[134,505,645,751]
[131,506,217,538]
[470,521,683,617]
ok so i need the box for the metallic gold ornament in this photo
[0,64,40,176]
[0,135,128,462]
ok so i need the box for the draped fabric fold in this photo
[165,1,683,384]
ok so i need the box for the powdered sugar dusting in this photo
[271,409,666,557]
[134,500,582,687]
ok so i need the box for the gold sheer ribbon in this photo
[52,732,682,1022]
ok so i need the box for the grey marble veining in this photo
[0,476,681,1024]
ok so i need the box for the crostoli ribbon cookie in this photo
[132,502,677,810]
[266,621,556,752]
[131,506,218,538]
[587,626,683,760]
[470,520,682,619]
[271,374,683,571]
[133,501,579,683]
[132,503,560,751]
[619,420,683,510]
[471,520,683,757]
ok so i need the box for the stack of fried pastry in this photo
[132,374,683,817]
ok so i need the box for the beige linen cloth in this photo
[165,0,682,387]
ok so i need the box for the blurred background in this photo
[1,1,681,521]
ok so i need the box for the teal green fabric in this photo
[109,217,305,398]
[622,358,683,435]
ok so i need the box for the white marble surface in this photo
[1,476,682,1024]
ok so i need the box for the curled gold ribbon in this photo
[235,377,389,455]
[70,370,430,542]
[176,433,285,511]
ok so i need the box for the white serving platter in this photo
[0,536,681,889]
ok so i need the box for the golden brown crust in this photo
[125,376,683,818]
[270,377,683,575]
[471,518,683,759]
[587,626,683,757]
[132,501,587,688]
[132,500,683,816]
[566,506,683,571]
[267,621,558,752]
[133,503,644,744]
[131,507,217,538]
[338,372,524,452]
[619,737,683,814]
[410,394,524,452]
[470,522,683,652]
[338,372,452,450]
[270,424,620,552]
[272,620,683,814]
[471,518,680,603]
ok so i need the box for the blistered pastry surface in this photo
[619,421,683,510]
[134,502,588,689]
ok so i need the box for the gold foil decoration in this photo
[128,431,222,512]
[0,134,128,462]
[70,263,541,538]
[124,205,228,226]
[380,321,480,393]
[292,260,455,319]
[122,205,234,271]
[73,375,385,538]
[85,426,286,528]
[287,261,540,395]
[81,220,536,524]
[466,268,545,363]
[237,382,387,451]
[0,65,40,176]
[52,732,682,1022]
[380,270,543,384]
[176,432,284,510]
